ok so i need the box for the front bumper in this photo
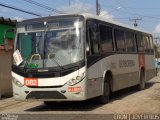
[12,77,87,101]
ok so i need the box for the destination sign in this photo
[25,20,74,31]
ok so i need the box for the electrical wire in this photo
[23,0,64,14]
[0,2,41,16]
[101,3,160,20]
[15,0,49,15]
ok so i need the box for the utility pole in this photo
[129,18,142,27]
[96,0,100,16]
[69,0,70,7]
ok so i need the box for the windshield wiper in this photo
[50,56,64,70]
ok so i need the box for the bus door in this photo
[86,20,102,98]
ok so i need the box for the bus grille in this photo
[26,91,67,99]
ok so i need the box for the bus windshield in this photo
[14,17,84,69]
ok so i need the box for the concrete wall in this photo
[0,50,12,98]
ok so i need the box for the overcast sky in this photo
[1,0,160,37]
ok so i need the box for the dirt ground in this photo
[0,74,160,120]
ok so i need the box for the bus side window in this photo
[114,29,125,52]
[99,25,113,52]
[87,22,99,55]
[126,32,136,52]
[136,34,144,52]
[143,35,151,53]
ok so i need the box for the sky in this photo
[1,0,160,38]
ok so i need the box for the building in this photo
[0,17,16,49]
[0,17,17,98]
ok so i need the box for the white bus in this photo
[12,13,156,104]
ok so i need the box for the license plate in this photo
[68,86,82,92]
[24,78,38,86]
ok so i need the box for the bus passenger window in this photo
[136,34,144,52]
[143,35,151,53]
[88,27,99,55]
[126,32,136,52]
[114,29,125,52]
[99,25,113,52]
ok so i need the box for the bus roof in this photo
[18,13,151,35]
[81,13,151,35]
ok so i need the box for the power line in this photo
[85,0,160,20]
[129,18,142,27]
[0,2,41,17]
[15,0,49,15]
[101,1,160,20]
[101,3,160,11]
[101,4,160,21]
[23,0,64,14]
[116,6,160,10]
[0,8,28,19]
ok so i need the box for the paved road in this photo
[0,75,160,120]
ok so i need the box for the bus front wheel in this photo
[97,77,111,104]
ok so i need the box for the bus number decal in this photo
[24,78,38,86]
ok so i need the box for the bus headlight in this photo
[12,77,24,87]
[67,72,86,86]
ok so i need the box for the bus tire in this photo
[138,70,145,90]
[97,76,111,104]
